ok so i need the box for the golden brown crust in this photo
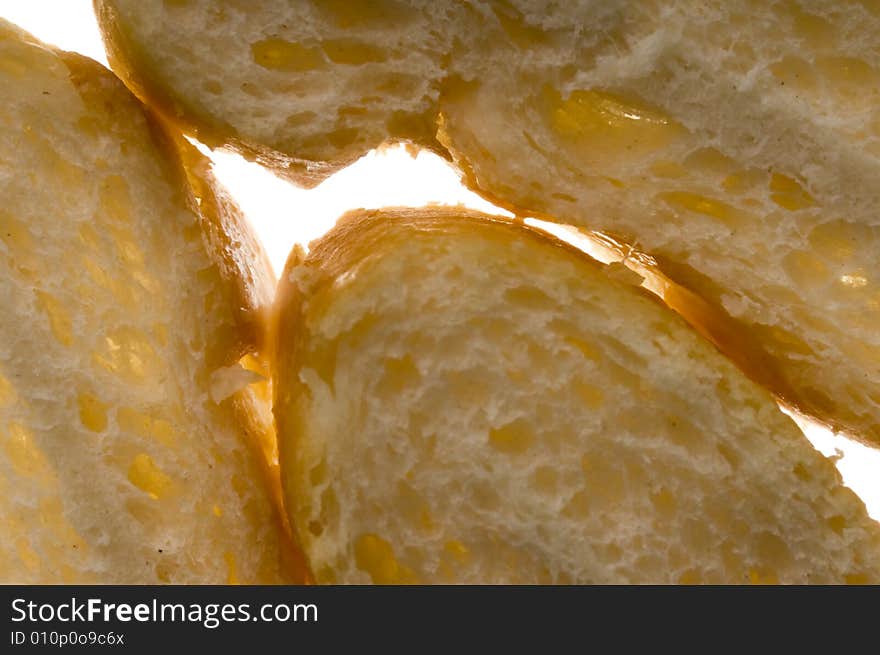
[228,359,312,584]
[286,207,611,289]
[272,247,312,582]
[273,207,880,584]
[174,136,276,356]
[150,84,312,584]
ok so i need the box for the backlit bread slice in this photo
[95,1,880,446]
[0,20,302,583]
[94,0,450,187]
[273,208,880,584]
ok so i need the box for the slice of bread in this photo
[93,0,450,187]
[0,20,303,583]
[95,1,880,446]
[273,208,880,584]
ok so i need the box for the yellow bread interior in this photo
[0,19,305,583]
[96,0,880,446]
[273,208,880,584]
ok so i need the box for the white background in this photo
[3,0,879,519]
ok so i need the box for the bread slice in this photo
[0,19,303,583]
[437,1,880,448]
[273,207,880,584]
[94,0,880,446]
[93,0,451,187]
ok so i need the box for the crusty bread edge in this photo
[169,127,313,582]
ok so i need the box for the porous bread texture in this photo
[94,0,452,186]
[273,208,880,584]
[439,0,880,447]
[0,20,304,583]
[95,0,880,446]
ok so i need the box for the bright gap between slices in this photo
[198,141,509,269]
